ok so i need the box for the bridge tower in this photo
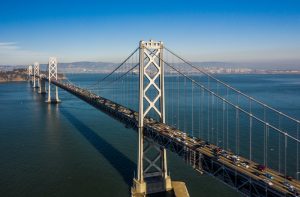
[132,40,172,196]
[28,65,33,82]
[46,57,60,103]
[38,74,46,94]
[32,62,40,88]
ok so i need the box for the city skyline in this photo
[0,0,299,66]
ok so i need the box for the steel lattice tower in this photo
[46,57,60,103]
[28,65,33,82]
[33,62,40,88]
[132,40,172,195]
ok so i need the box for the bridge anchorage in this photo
[132,40,179,196]
[46,57,60,103]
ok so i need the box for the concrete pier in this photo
[132,181,189,197]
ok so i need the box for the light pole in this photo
[296,172,300,181]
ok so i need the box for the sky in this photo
[0,0,299,66]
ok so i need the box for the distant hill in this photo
[0,61,115,73]
[41,61,115,73]
[0,61,299,73]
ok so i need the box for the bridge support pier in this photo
[132,40,174,196]
[39,78,46,94]
[32,62,40,88]
[46,57,61,103]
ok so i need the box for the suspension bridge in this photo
[28,40,300,197]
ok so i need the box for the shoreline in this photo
[0,79,28,83]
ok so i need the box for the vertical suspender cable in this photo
[201,87,204,139]
[279,115,281,172]
[172,61,174,127]
[125,62,128,107]
[297,122,299,181]
[223,99,225,148]
[184,75,187,133]
[111,71,116,101]
[238,109,240,156]
[207,77,210,142]
[236,107,239,155]
[226,88,229,150]
[199,75,201,139]
[177,67,180,130]
[264,107,267,167]
[212,91,214,144]
[127,61,130,108]
[192,81,194,137]
[266,123,269,167]
[173,56,176,127]
[249,99,252,161]
[216,83,219,146]
[121,65,124,105]
[136,52,139,111]
[264,123,266,166]
[285,133,287,182]
[131,56,134,109]
[198,75,203,138]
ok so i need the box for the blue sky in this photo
[0,0,299,65]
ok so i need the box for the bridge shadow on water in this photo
[60,109,136,189]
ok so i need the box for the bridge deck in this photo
[47,78,300,197]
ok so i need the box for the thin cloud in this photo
[0,42,17,46]
[0,42,19,50]
[0,42,49,65]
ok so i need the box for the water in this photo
[0,74,299,197]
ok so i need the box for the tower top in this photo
[140,40,163,49]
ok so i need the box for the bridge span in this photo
[39,75,300,197]
[29,40,300,197]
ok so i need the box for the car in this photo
[265,173,274,180]
[233,159,240,166]
[213,148,221,155]
[221,152,228,158]
[283,181,296,192]
[241,162,250,169]
[263,178,273,186]
[283,181,292,188]
[220,150,227,155]
[192,137,201,142]
[258,165,266,172]
[232,155,240,161]
[288,185,295,192]
[260,178,274,186]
